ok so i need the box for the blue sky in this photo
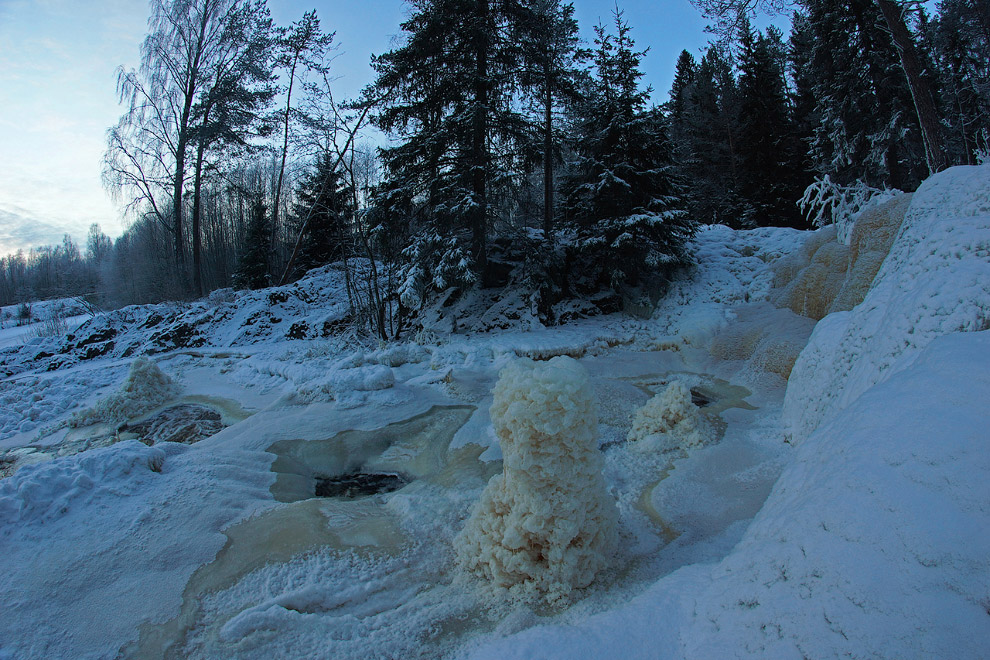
[0,0,783,257]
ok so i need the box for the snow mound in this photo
[784,164,990,441]
[456,356,618,604]
[70,357,179,427]
[626,381,716,452]
[0,440,165,527]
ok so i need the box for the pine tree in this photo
[233,195,271,289]
[736,23,807,226]
[289,151,355,277]
[560,9,693,294]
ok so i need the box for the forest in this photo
[1,0,987,338]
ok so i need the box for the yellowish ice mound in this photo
[456,356,618,604]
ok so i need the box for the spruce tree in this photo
[797,0,928,189]
[560,9,693,294]
[233,195,271,290]
[289,151,355,277]
[674,45,748,227]
[736,23,807,226]
[369,0,531,290]
[930,0,990,165]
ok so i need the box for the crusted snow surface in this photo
[783,164,990,441]
[626,381,716,452]
[456,357,618,604]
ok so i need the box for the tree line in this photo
[3,0,987,335]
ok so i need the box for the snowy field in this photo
[1,165,987,659]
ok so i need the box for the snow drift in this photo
[784,164,990,441]
[456,356,618,604]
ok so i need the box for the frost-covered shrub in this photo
[626,381,716,452]
[70,357,179,427]
[456,356,618,604]
[799,175,901,245]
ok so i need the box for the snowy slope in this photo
[783,164,990,441]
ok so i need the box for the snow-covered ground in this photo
[1,165,987,659]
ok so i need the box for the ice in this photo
[456,357,618,604]
[784,164,990,441]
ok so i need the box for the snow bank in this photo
[70,357,179,427]
[0,440,165,526]
[626,381,716,452]
[784,164,990,441]
[456,356,618,604]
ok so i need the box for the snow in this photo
[783,164,990,442]
[0,165,987,659]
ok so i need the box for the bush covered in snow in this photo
[70,357,179,427]
[456,356,618,604]
[626,381,717,452]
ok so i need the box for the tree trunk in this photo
[875,0,949,174]
[192,140,206,298]
[543,59,554,242]
[172,131,188,271]
[472,0,490,282]
[272,54,299,253]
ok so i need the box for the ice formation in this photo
[708,303,816,380]
[456,356,618,603]
[626,381,716,452]
[784,164,990,442]
[70,356,179,427]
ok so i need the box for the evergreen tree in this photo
[668,50,697,121]
[930,0,990,165]
[289,151,355,277]
[673,45,749,226]
[796,0,928,190]
[561,9,693,294]
[369,0,532,289]
[736,23,807,226]
[516,0,587,242]
[233,195,271,289]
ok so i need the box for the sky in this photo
[0,0,782,258]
